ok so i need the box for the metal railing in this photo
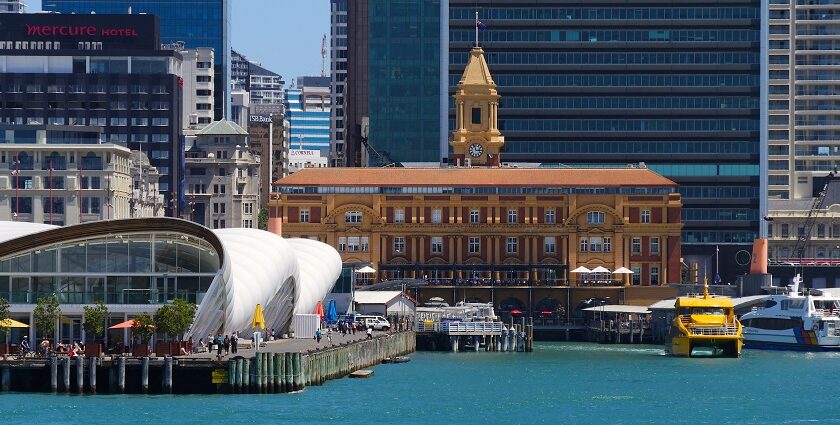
[688,325,740,336]
[440,321,504,335]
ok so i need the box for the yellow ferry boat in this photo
[668,281,743,357]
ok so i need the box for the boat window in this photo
[789,299,805,310]
[763,300,777,309]
[744,317,797,330]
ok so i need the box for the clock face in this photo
[469,143,484,157]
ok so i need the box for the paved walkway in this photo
[182,330,394,360]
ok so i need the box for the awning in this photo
[613,267,634,274]
[571,266,591,273]
[591,266,611,273]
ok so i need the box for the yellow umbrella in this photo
[251,304,265,330]
[0,319,28,328]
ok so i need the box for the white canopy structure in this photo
[613,267,634,274]
[570,266,591,273]
[591,266,611,273]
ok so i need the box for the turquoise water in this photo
[3,342,840,424]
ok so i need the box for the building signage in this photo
[289,149,319,157]
[249,115,272,123]
[25,25,139,37]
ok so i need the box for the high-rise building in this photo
[343,0,369,167]
[231,49,250,91]
[0,0,24,13]
[329,0,348,167]
[285,77,331,153]
[448,1,763,281]
[248,113,288,210]
[0,13,183,216]
[180,48,215,131]
[43,0,231,121]
[249,62,284,116]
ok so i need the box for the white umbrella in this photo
[355,266,376,273]
[570,266,591,273]
[591,266,610,273]
[613,267,634,274]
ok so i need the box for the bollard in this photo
[117,356,126,394]
[163,356,173,394]
[141,357,150,394]
[75,356,84,393]
[1,366,9,392]
[50,357,58,393]
[62,356,70,392]
[88,357,97,394]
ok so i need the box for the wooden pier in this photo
[415,318,534,352]
[0,331,415,394]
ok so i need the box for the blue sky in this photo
[28,0,331,84]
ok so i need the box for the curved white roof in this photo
[0,222,58,244]
[286,238,343,316]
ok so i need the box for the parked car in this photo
[355,315,391,331]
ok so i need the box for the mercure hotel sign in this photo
[26,25,139,37]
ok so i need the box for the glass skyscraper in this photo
[449,1,764,280]
[367,0,442,165]
[42,0,231,121]
[285,77,332,153]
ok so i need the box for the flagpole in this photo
[475,11,479,47]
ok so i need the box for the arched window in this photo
[81,152,103,170]
[42,151,66,170]
[15,152,33,170]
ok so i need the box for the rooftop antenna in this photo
[321,34,327,77]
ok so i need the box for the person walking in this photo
[231,332,238,354]
[327,328,333,345]
[366,327,373,340]
[223,335,230,355]
[216,334,224,357]
[315,328,322,344]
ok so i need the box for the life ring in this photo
[812,323,819,331]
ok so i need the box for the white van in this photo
[356,315,391,331]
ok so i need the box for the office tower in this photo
[330,0,348,166]
[0,0,24,13]
[285,77,331,153]
[43,0,231,121]
[449,1,763,281]
[249,62,284,116]
[0,13,183,216]
[181,48,215,131]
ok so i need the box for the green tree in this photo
[82,301,109,343]
[131,312,155,344]
[0,297,10,345]
[154,299,197,341]
[33,294,60,340]
[258,207,269,230]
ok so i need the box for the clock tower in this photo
[450,46,504,167]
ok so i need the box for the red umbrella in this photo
[314,300,325,319]
[510,309,522,315]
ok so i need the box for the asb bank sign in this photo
[249,115,272,123]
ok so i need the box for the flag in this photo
[476,19,487,31]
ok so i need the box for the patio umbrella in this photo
[108,319,154,330]
[570,266,591,273]
[510,309,522,315]
[0,319,28,328]
[613,267,634,274]
[314,300,325,319]
[355,266,376,274]
[326,299,337,322]
[251,304,265,330]
[591,266,611,273]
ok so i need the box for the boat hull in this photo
[669,334,742,358]
[744,339,840,351]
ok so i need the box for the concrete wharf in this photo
[0,330,415,394]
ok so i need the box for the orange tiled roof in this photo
[274,167,676,187]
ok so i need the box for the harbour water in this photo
[3,342,840,424]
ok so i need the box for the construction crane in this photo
[792,173,833,285]
[321,34,327,77]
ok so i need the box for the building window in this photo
[632,238,642,254]
[469,208,480,224]
[781,224,790,238]
[345,211,362,224]
[431,237,443,254]
[632,267,641,285]
[338,237,346,252]
[651,266,660,285]
[347,237,360,252]
[507,237,518,254]
[833,224,840,238]
[432,208,442,224]
[394,208,405,223]
[300,208,310,223]
[471,107,482,125]
[393,237,405,253]
[603,237,612,253]
[243,203,253,215]
[545,209,556,224]
[580,237,588,252]
[817,224,826,238]
[242,219,253,228]
[641,209,651,223]
[468,237,480,254]
[507,209,518,224]
[589,237,603,252]
[361,237,369,252]
[544,236,556,253]
[651,237,660,254]
[587,211,605,224]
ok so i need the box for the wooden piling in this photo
[50,357,57,393]
[235,358,243,392]
[292,352,302,392]
[116,356,126,394]
[284,352,292,393]
[88,357,96,394]
[1,366,9,392]
[242,358,250,392]
[75,356,84,393]
[228,358,236,392]
[163,356,173,394]
[141,356,150,394]
[254,353,263,393]
[62,356,70,392]
[267,352,275,392]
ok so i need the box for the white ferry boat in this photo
[741,275,840,351]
